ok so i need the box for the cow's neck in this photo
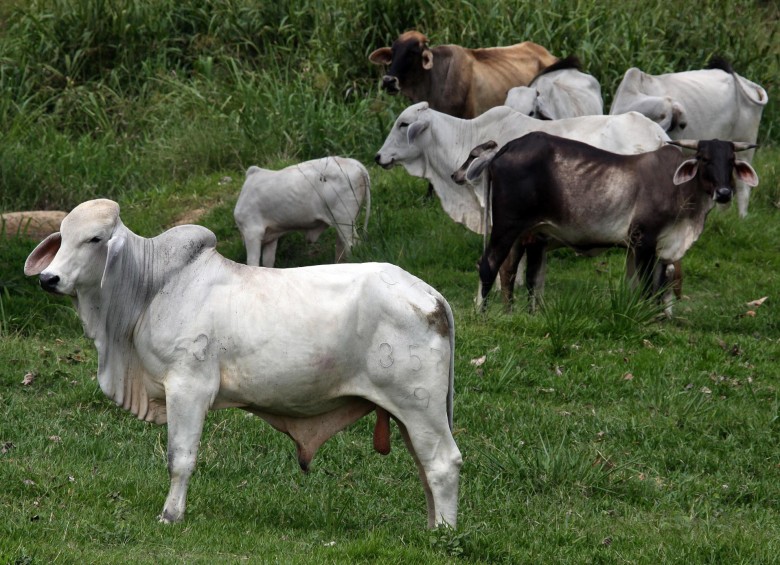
[426,113,474,184]
[404,73,434,107]
[423,114,486,233]
[73,287,103,342]
[91,228,160,416]
[657,183,717,262]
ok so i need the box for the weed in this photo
[539,285,598,356]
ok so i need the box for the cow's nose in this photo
[374,153,381,164]
[381,75,400,93]
[39,272,60,292]
[715,187,732,203]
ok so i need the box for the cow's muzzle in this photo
[381,75,400,94]
[374,153,394,169]
[714,187,733,204]
[39,272,62,294]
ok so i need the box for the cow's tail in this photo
[482,171,492,254]
[443,295,456,431]
[362,166,371,234]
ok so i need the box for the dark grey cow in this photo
[459,133,758,313]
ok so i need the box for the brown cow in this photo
[369,31,558,119]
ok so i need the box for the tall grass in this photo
[0,0,777,210]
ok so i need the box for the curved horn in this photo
[666,140,699,150]
[732,142,759,152]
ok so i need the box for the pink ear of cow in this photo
[735,160,759,187]
[368,47,392,65]
[24,232,62,276]
[422,48,434,70]
[673,158,699,186]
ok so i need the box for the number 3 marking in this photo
[379,343,394,368]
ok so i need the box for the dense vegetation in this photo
[1,1,778,563]
[0,0,777,211]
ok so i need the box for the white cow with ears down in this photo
[234,156,371,267]
[25,199,461,528]
[375,102,669,235]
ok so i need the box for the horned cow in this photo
[460,133,758,313]
[610,57,768,217]
[369,30,558,119]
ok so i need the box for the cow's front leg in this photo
[159,374,214,523]
[631,241,659,299]
[524,240,547,313]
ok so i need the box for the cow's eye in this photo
[88,236,102,243]
[398,122,409,129]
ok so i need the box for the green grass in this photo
[3,151,780,562]
[2,0,780,562]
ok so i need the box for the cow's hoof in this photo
[158,510,183,524]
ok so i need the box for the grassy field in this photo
[2,1,780,563]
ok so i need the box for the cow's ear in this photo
[466,155,493,183]
[407,120,429,144]
[422,48,433,70]
[101,233,126,289]
[673,158,698,185]
[534,95,554,120]
[735,160,759,187]
[24,232,61,276]
[368,47,392,66]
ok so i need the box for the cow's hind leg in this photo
[242,229,264,267]
[395,415,462,528]
[332,221,355,263]
[260,238,278,268]
[477,226,524,311]
[498,238,526,309]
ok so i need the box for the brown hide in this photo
[370,31,558,119]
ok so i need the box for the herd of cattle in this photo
[24,32,768,529]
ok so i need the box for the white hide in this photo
[610,66,768,216]
[504,68,603,119]
[376,102,669,234]
[234,156,371,267]
[25,199,460,528]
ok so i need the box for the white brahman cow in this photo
[25,199,461,528]
[234,156,371,267]
[504,55,603,120]
[610,57,768,217]
[375,101,669,234]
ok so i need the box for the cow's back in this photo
[140,258,453,411]
[468,42,558,116]
[611,67,767,142]
[488,134,681,246]
[235,158,365,232]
